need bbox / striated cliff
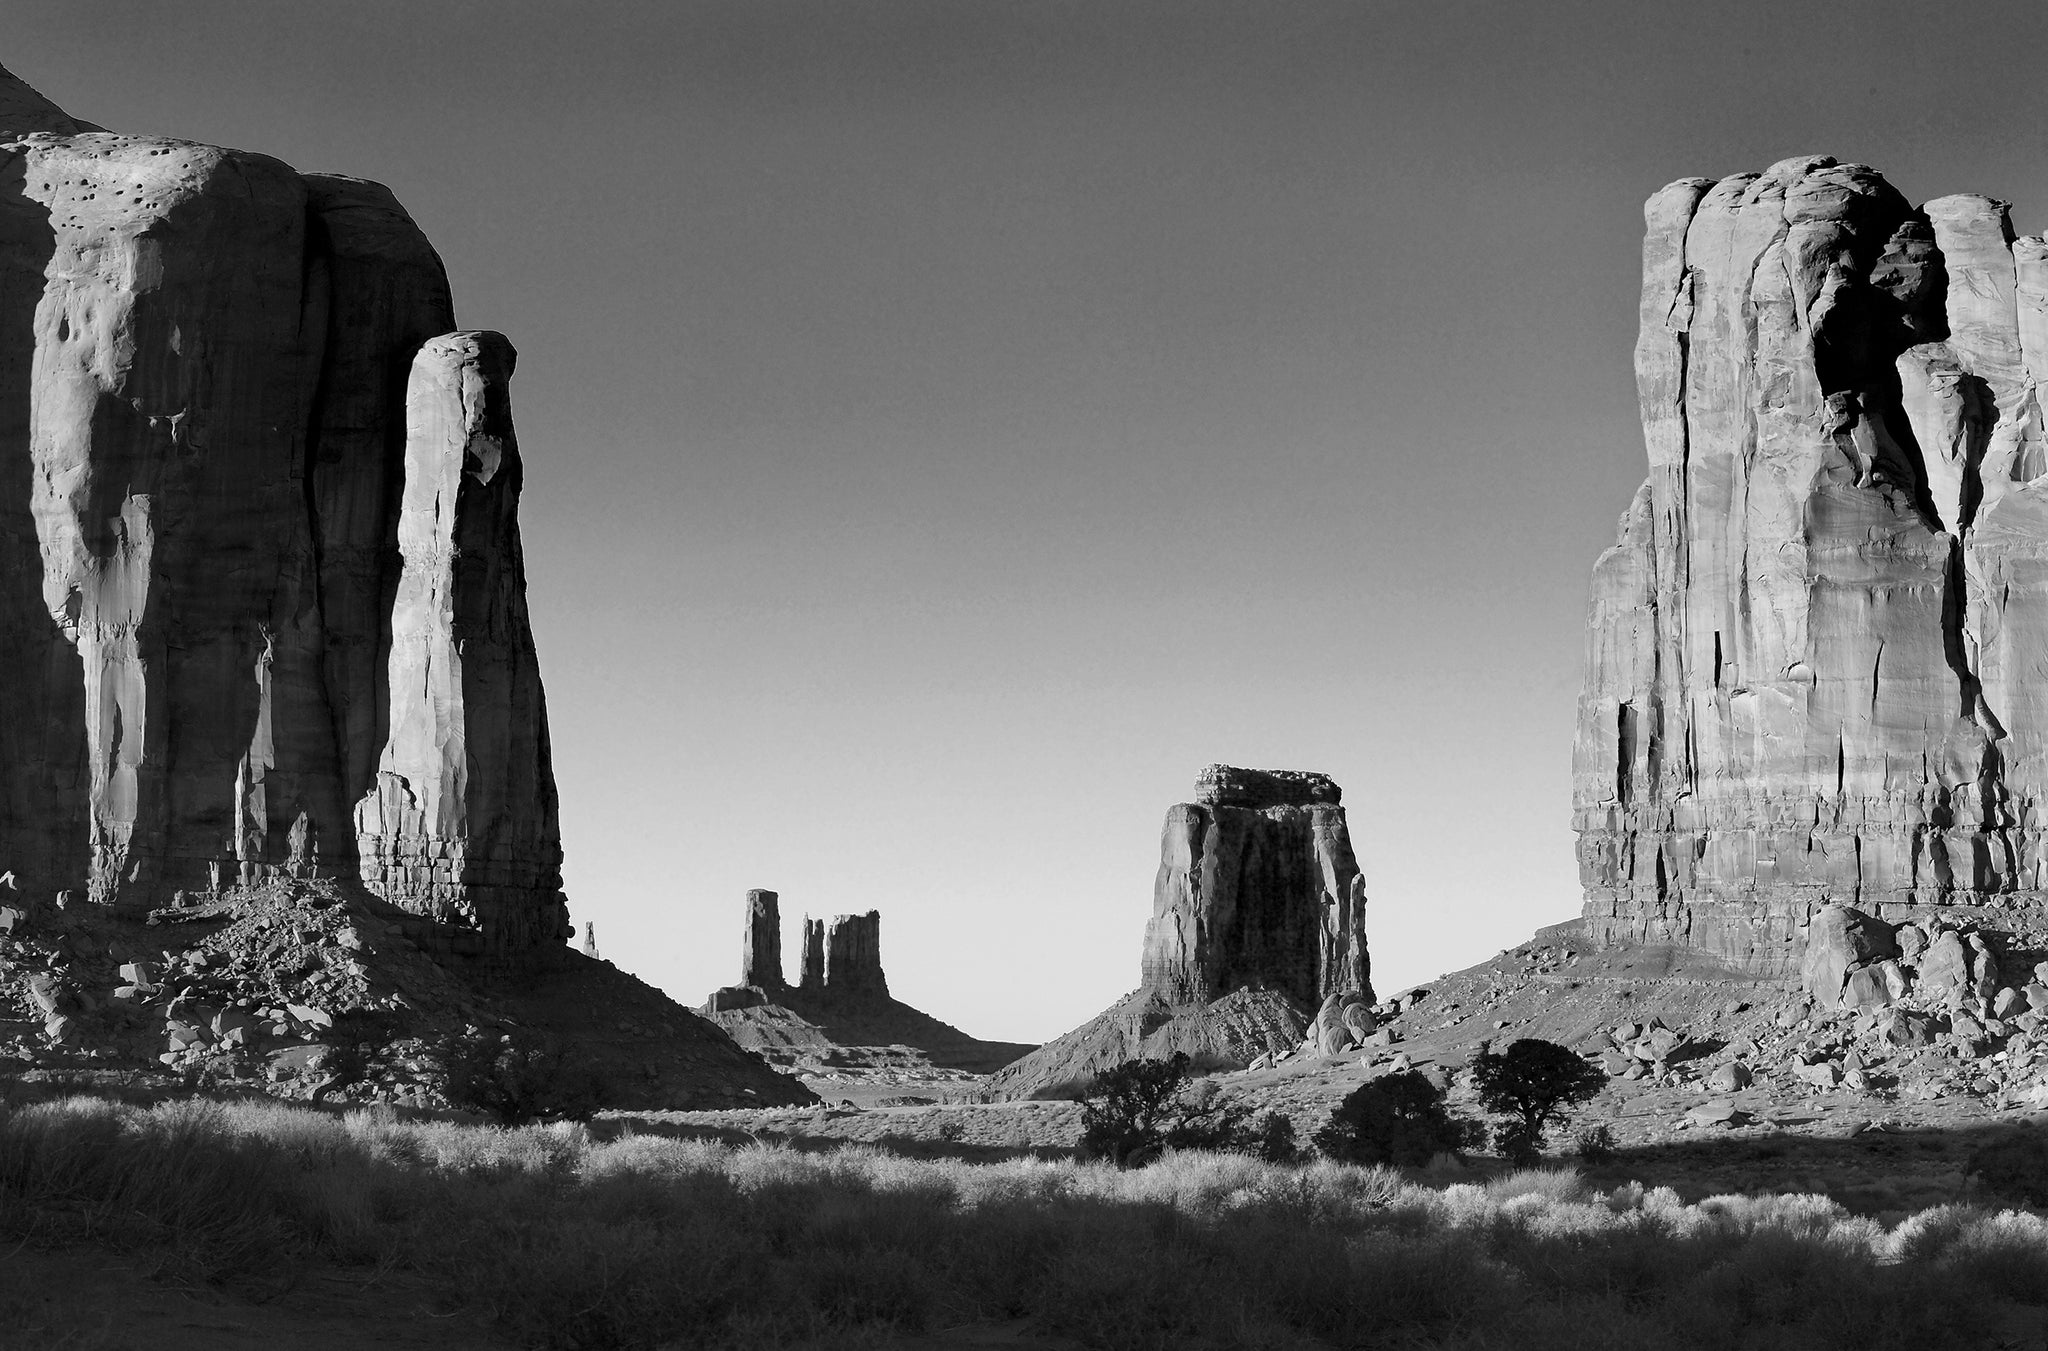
[0,62,566,961]
[1576,154,2048,972]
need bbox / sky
[12,1,2048,1043]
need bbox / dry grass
[0,1091,2044,1349]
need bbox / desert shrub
[1076,1053,1297,1166]
[1311,1071,1478,1166]
[1966,1128,2048,1207]
[1470,1038,1605,1162]
[437,1030,610,1126]
[1571,1122,1618,1165]
[14,1090,2048,1350]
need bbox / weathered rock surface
[741,889,784,990]
[0,876,814,1109]
[989,766,1373,1098]
[0,63,565,960]
[1144,765,1371,1006]
[1576,155,2048,971]
[701,891,1034,1088]
[820,910,887,998]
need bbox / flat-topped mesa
[985,765,1372,1097]
[1575,154,2048,972]
[1193,766,1341,809]
[1143,765,1371,1007]
[0,62,567,963]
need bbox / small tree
[1469,1038,1604,1163]
[1967,1131,2048,1206]
[1079,1053,1298,1166]
[438,1029,610,1125]
[1312,1071,1477,1166]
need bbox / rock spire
[1577,155,2048,970]
[740,889,784,989]
[0,62,567,960]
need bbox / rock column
[822,911,888,997]
[353,332,567,958]
[741,888,784,988]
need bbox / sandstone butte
[0,61,567,962]
[1577,155,2048,975]
[701,890,1037,1087]
[988,765,1373,1098]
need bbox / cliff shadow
[0,150,85,895]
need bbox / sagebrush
[2,1091,2047,1350]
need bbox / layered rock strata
[0,62,566,960]
[700,891,1033,1077]
[1577,155,2048,972]
[1144,765,1371,1005]
[989,765,1373,1098]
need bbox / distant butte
[986,764,1374,1098]
[702,891,1036,1096]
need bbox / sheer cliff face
[1142,766,1372,1006]
[0,64,565,959]
[1576,154,2048,972]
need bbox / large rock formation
[700,891,1034,1081]
[0,62,566,961]
[988,765,1373,1098]
[1143,766,1371,1006]
[741,889,784,990]
[1576,154,2048,973]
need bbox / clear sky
[13,1,2048,1043]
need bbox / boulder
[1994,987,2029,1020]
[1802,906,1898,1007]
[1792,1058,1843,1089]
[1686,1099,1745,1127]
[1706,1062,1752,1093]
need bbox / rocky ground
[706,986,1037,1107]
[648,918,2048,1212]
[0,877,812,1110]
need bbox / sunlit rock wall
[0,62,566,960]
[1576,155,2048,971]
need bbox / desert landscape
[8,6,2048,1350]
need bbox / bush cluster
[1078,1052,1300,1165]
[1082,1038,1609,1171]
[436,1029,611,1125]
